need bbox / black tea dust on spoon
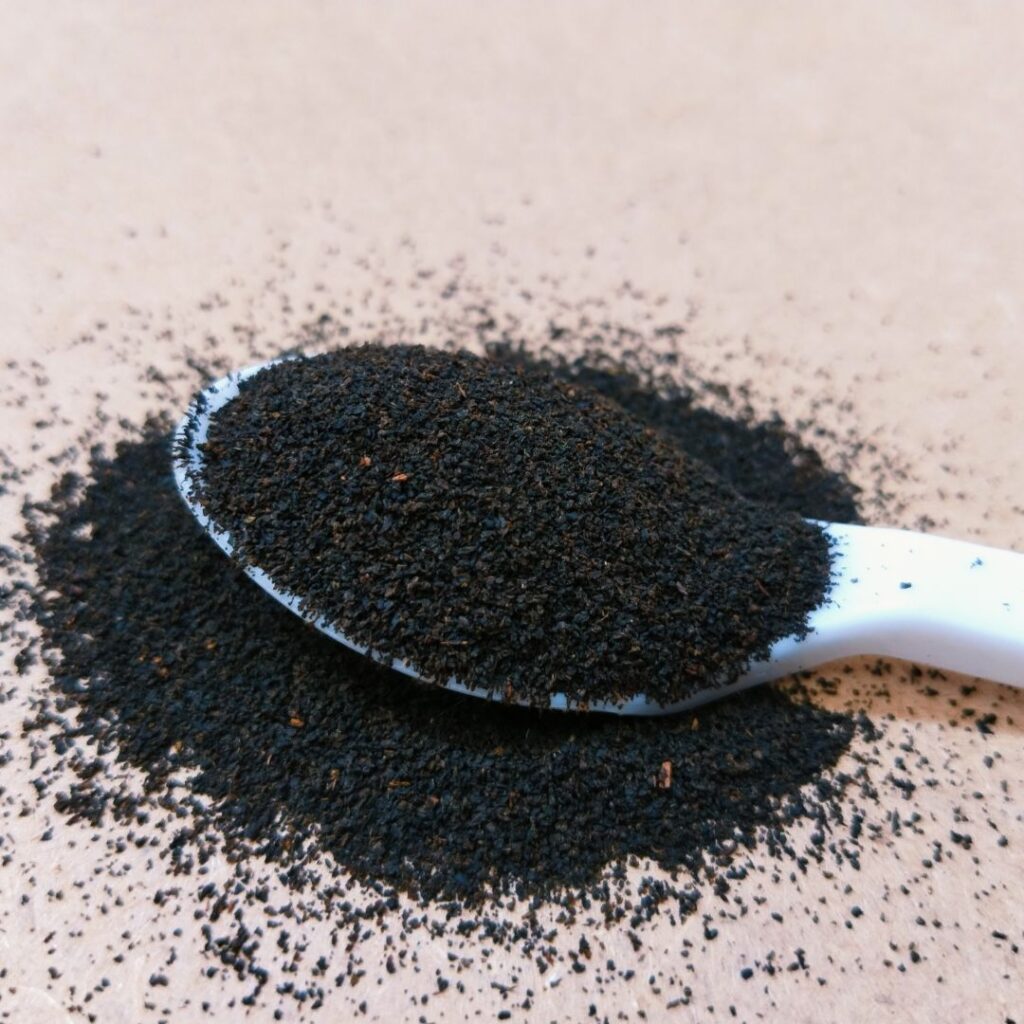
[185,345,833,708]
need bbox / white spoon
[174,361,1024,716]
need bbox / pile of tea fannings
[1,273,1015,1022]
[186,344,833,709]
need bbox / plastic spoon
[174,362,1024,716]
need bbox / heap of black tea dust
[11,320,887,1010]
[189,344,833,707]
[27,425,858,908]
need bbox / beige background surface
[1,3,1023,1022]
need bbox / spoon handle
[804,523,1024,687]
